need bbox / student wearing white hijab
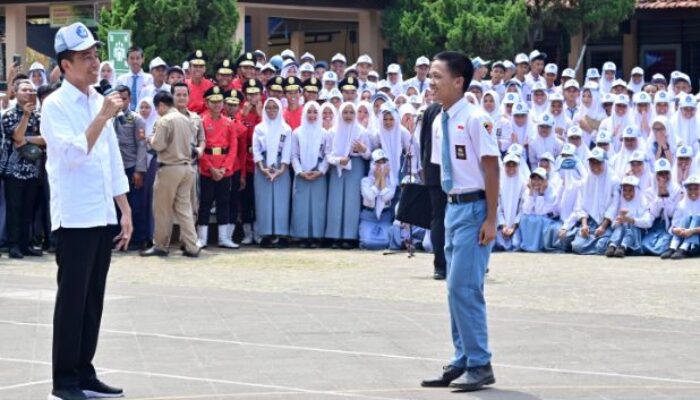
[665,174,700,259]
[599,94,633,152]
[398,103,422,181]
[28,62,48,89]
[565,126,591,163]
[611,126,646,178]
[495,93,517,151]
[519,167,558,252]
[495,154,525,251]
[481,90,501,122]
[627,150,655,202]
[576,81,606,146]
[672,93,700,153]
[528,82,549,122]
[98,60,117,87]
[325,102,372,249]
[643,158,683,257]
[506,143,531,182]
[632,91,654,138]
[653,91,673,118]
[571,147,620,255]
[603,175,652,257]
[371,103,412,186]
[290,101,331,246]
[356,101,374,132]
[359,149,396,250]
[507,102,535,151]
[252,97,293,247]
[546,146,586,252]
[648,116,676,162]
[386,63,404,98]
[673,145,695,187]
[528,113,563,169]
[548,92,571,139]
[628,67,645,94]
[600,62,616,94]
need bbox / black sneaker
[660,249,674,259]
[81,379,124,398]
[48,388,87,400]
[671,249,687,260]
[9,247,23,259]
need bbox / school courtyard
[0,249,699,399]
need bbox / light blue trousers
[445,199,492,368]
[669,215,700,254]
[641,218,672,256]
[608,224,644,255]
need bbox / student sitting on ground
[665,174,700,260]
[519,167,558,252]
[644,158,683,257]
[359,149,396,250]
[605,175,653,258]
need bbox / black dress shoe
[671,249,687,260]
[182,248,201,258]
[140,247,169,257]
[260,237,274,248]
[49,388,87,400]
[81,379,124,398]
[421,364,465,387]
[660,249,674,259]
[340,240,353,250]
[276,238,289,249]
[450,363,495,392]
[433,271,446,280]
[23,247,43,256]
[9,247,23,259]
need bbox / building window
[640,44,681,79]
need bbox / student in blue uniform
[546,146,586,252]
[571,147,619,255]
[252,98,293,248]
[644,158,683,257]
[325,102,372,249]
[359,149,396,250]
[495,153,524,251]
[604,175,653,257]
[666,174,700,259]
[290,101,331,247]
[421,51,500,392]
[519,167,558,252]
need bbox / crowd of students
[1,46,699,259]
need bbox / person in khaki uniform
[140,91,200,257]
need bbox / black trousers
[228,171,241,224]
[53,226,113,390]
[429,186,447,274]
[4,176,40,251]
[240,173,255,224]
[197,175,232,225]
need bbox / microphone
[98,79,126,123]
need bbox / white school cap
[357,54,373,65]
[628,150,647,163]
[54,22,102,53]
[530,167,548,180]
[562,68,576,79]
[596,130,612,144]
[588,147,607,162]
[683,174,700,187]
[561,143,577,156]
[602,93,615,104]
[512,102,529,115]
[514,53,529,65]
[586,68,600,79]
[544,63,558,75]
[538,113,554,127]
[614,94,630,106]
[621,175,640,187]
[503,92,519,104]
[331,53,347,64]
[633,92,651,104]
[549,92,564,102]
[415,56,430,67]
[149,57,167,70]
[503,153,521,164]
[631,66,644,76]
[677,145,694,158]
[612,78,628,88]
[281,49,296,60]
[602,61,616,72]
[539,152,555,163]
[372,149,389,162]
[654,158,672,173]
[622,126,639,138]
[678,93,697,108]
[299,62,315,73]
[563,80,580,90]
[567,126,583,138]
[654,91,671,104]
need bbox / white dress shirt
[40,79,130,231]
[433,98,500,193]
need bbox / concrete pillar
[290,30,303,59]
[568,32,584,82]
[358,10,382,72]
[5,5,27,79]
[235,3,246,55]
[623,18,638,80]
[250,10,268,54]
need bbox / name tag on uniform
[455,144,467,160]
[496,128,502,137]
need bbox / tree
[526,0,636,69]
[98,0,241,73]
[382,0,529,67]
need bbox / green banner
[108,30,132,78]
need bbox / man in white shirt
[421,51,499,393]
[116,45,153,111]
[140,56,170,99]
[41,22,131,400]
[404,56,432,94]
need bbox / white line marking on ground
[0,356,407,400]
[2,320,700,386]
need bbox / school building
[2,0,700,83]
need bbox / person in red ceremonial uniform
[215,59,235,92]
[195,86,240,249]
[223,89,249,243]
[186,49,214,115]
[283,76,303,130]
[238,79,264,244]
[302,77,322,104]
[231,52,257,92]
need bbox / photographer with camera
[1,79,45,259]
